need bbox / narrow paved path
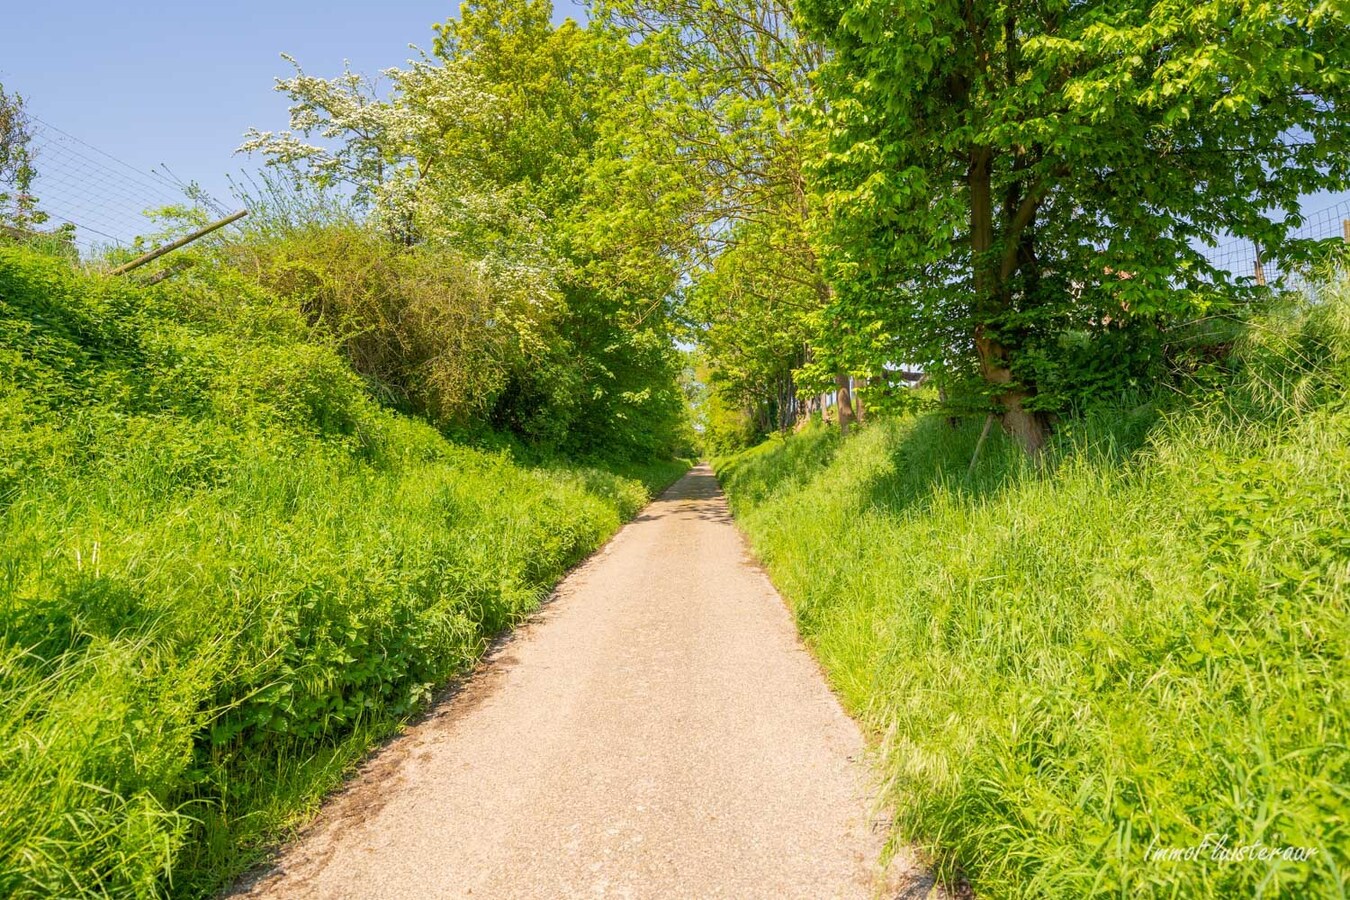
[238,465,934,899]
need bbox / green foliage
[697,384,764,458]
[1015,321,1168,415]
[590,0,830,434]
[224,219,549,428]
[0,83,42,231]
[716,278,1350,897]
[799,0,1350,444]
[238,1,691,461]
[0,245,687,897]
[0,83,72,247]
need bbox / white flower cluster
[239,52,567,347]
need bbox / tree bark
[937,383,961,429]
[776,370,798,433]
[834,373,856,436]
[969,146,1049,454]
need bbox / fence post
[109,210,247,276]
[1343,219,1349,244]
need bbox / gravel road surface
[236,465,937,899]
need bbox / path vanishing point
[236,465,938,899]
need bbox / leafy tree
[589,0,849,443]
[241,1,690,459]
[0,84,45,232]
[240,57,566,429]
[426,0,690,457]
[800,0,1350,451]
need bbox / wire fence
[9,114,1350,284]
[1193,196,1350,291]
[22,116,229,256]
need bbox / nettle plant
[800,0,1350,451]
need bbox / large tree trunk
[973,328,1049,453]
[969,147,1049,454]
[834,373,856,436]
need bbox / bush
[0,245,686,897]
[716,279,1350,897]
[224,222,541,427]
[220,215,691,462]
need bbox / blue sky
[0,1,586,239]
[2,2,1345,258]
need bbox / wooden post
[109,210,247,276]
[140,259,195,286]
[1343,219,1349,244]
[968,413,996,477]
[1254,247,1266,286]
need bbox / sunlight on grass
[0,244,686,897]
[717,282,1350,898]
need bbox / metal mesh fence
[1194,196,1350,291]
[22,116,228,255]
[10,114,1350,281]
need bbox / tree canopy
[241,0,1348,455]
[799,0,1349,448]
[241,0,694,458]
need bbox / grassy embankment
[0,244,686,897]
[716,286,1349,897]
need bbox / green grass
[0,244,687,897]
[716,288,1350,897]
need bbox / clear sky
[2,2,1345,258]
[0,1,587,236]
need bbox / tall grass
[0,244,686,897]
[717,285,1350,897]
